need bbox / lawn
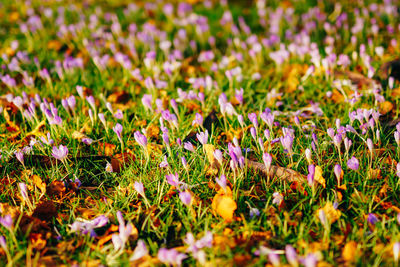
[0,0,400,266]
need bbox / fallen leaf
[212,188,237,222]
[379,101,394,115]
[314,166,326,188]
[32,175,47,195]
[317,202,341,223]
[342,241,358,263]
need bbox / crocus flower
[196,130,208,145]
[184,142,195,152]
[112,211,133,251]
[272,192,283,206]
[249,207,260,218]
[179,191,192,206]
[98,113,106,128]
[334,164,342,183]
[250,127,257,140]
[366,138,373,154]
[113,123,123,143]
[307,164,315,186]
[158,248,187,267]
[216,175,227,191]
[192,113,203,126]
[15,151,24,166]
[82,138,93,145]
[0,215,12,230]
[367,213,378,225]
[134,131,147,149]
[130,240,148,261]
[248,113,258,128]
[166,173,180,187]
[268,252,280,267]
[86,95,96,111]
[0,235,6,252]
[52,145,68,161]
[394,242,400,263]
[263,153,272,171]
[280,134,294,155]
[70,215,109,237]
[134,181,145,197]
[285,245,298,267]
[347,156,359,170]
[19,182,28,201]
[397,163,400,178]
[114,109,123,119]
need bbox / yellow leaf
[379,101,393,115]
[314,166,326,188]
[72,131,87,140]
[342,241,358,263]
[212,188,237,222]
[317,202,341,223]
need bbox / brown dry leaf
[342,241,358,263]
[111,152,135,173]
[29,233,47,250]
[98,142,116,156]
[314,166,326,188]
[369,168,382,179]
[32,200,57,221]
[3,108,20,133]
[47,181,66,198]
[146,124,160,139]
[379,101,394,115]
[107,91,130,104]
[317,202,341,223]
[32,175,46,195]
[47,40,63,51]
[331,89,345,104]
[212,188,237,222]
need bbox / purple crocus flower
[192,113,203,126]
[307,164,315,186]
[285,245,298,266]
[130,240,148,261]
[0,236,6,251]
[134,181,145,197]
[250,127,257,141]
[113,123,123,143]
[179,191,192,206]
[366,138,373,154]
[280,134,294,155]
[112,211,134,251]
[248,113,258,128]
[334,164,342,182]
[114,109,123,119]
[347,156,359,170]
[184,142,195,152]
[158,248,187,267]
[52,145,68,161]
[86,95,96,111]
[18,182,28,201]
[160,156,169,168]
[98,113,106,128]
[263,153,272,171]
[15,151,24,166]
[0,215,12,230]
[134,131,148,149]
[396,163,400,178]
[166,173,180,187]
[216,175,227,191]
[367,213,379,225]
[196,130,208,145]
[394,242,400,263]
[70,215,109,238]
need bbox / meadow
[0,0,400,266]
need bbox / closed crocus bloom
[285,245,298,266]
[213,149,223,165]
[113,123,123,143]
[250,127,257,141]
[334,164,342,181]
[395,131,400,146]
[263,153,272,171]
[134,181,145,197]
[216,175,227,191]
[305,148,312,164]
[366,138,373,154]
